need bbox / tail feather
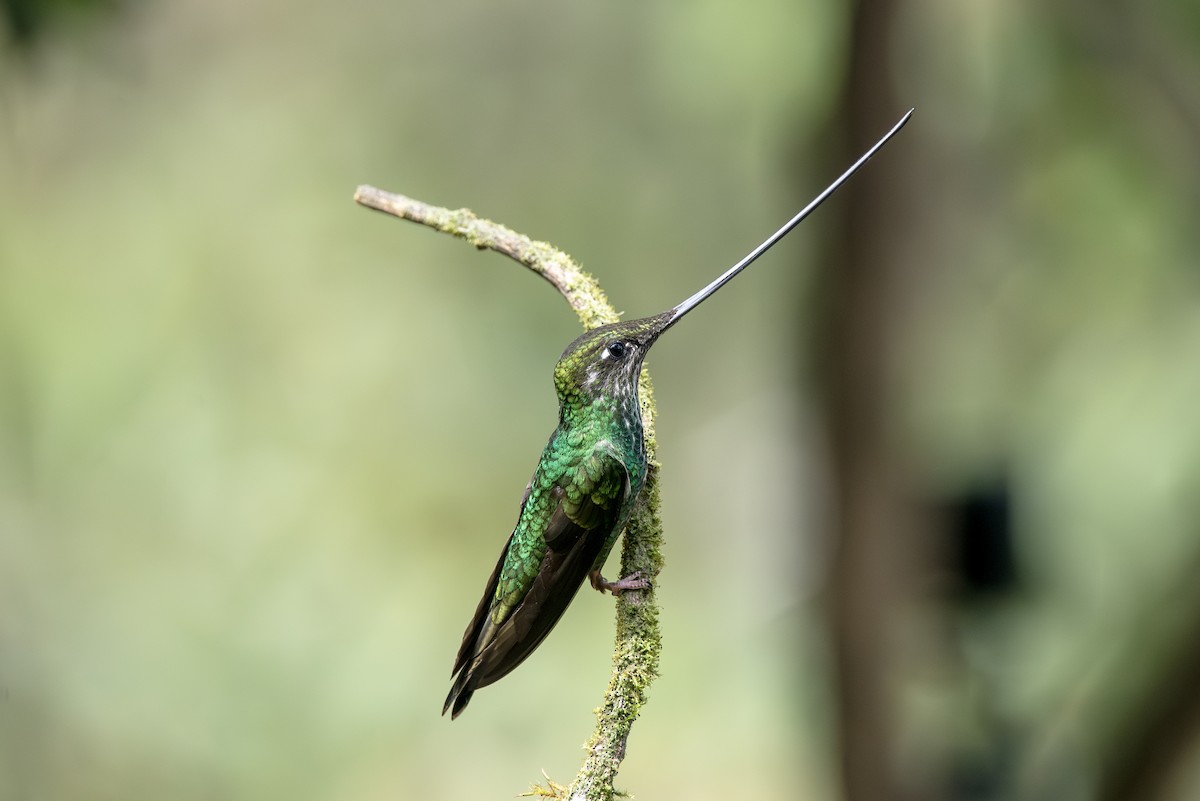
[443,666,476,719]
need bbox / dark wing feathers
[472,493,610,686]
[443,445,628,718]
[449,545,507,679]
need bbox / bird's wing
[445,442,628,716]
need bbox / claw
[589,569,652,595]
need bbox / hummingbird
[444,109,913,718]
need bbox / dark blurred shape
[938,475,1021,801]
[946,740,1015,801]
[947,476,1019,601]
[2,0,119,50]
[2,0,37,42]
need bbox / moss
[567,366,665,801]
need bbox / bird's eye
[606,341,628,359]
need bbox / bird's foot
[589,569,652,595]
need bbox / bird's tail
[443,663,477,719]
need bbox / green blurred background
[2,1,1199,799]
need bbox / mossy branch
[354,185,662,801]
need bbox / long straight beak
[660,108,913,333]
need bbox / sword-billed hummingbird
[444,110,912,718]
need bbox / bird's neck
[559,384,644,456]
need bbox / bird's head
[552,312,673,410]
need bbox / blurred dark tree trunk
[810,0,925,800]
